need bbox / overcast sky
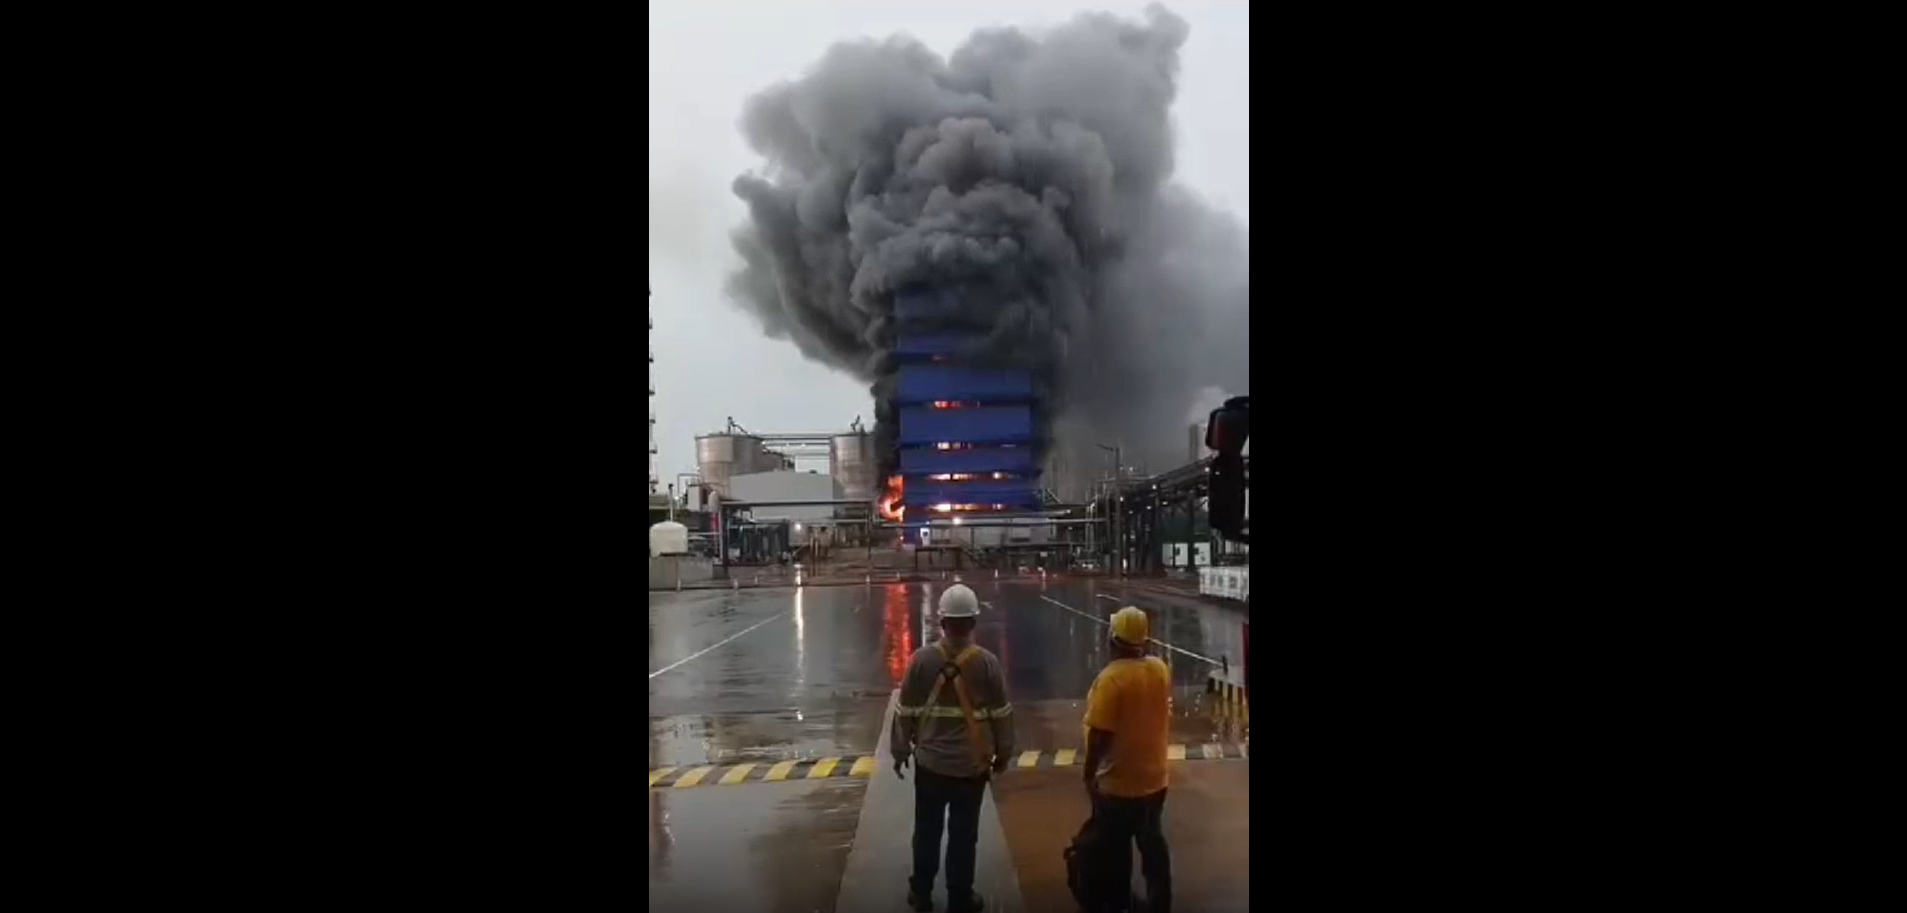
[648,0,1249,485]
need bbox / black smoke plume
[725,4,1249,487]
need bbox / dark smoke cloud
[723,4,1249,485]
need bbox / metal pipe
[722,498,880,507]
[1086,493,1095,556]
[714,494,727,570]
[878,518,1103,529]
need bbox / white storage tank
[649,520,689,557]
[829,431,877,505]
[696,431,792,497]
[695,433,749,498]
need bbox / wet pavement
[648,585,899,768]
[649,777,865,913]
[648,577,1251,912]
[649,577,1249,767]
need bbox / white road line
[648,610,789,680]
[1041,594,1110,626]
[1096,594,1123,602]
[1039,594,1223,668]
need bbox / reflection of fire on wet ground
[881,583,913,687]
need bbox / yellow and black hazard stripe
[1004,743,1250,768]
[648,743,1250,789]
[648,755,878,788]
[1206,676,1249,724]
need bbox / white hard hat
[938,584,980,619]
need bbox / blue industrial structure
[892,290,1043,517]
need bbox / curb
[655,571,1210,592]
[1128,582,1251,611]
[649,742,1250,789]
[649,754,880,789]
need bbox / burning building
[882,288,1043,521]
[726,7,1251,489]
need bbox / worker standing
[891,584,1013,913]
[1082,606,1173,913]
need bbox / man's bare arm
[1083,726,1114,793]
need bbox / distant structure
[648,286,659,495]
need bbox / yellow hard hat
[1110,606,1149,646]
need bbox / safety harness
[920,639,992,771]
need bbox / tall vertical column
[649,286,659,495]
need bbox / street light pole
[1097,442,1124,577]
[1116,445,1123,577]
[1090,487,1106,560]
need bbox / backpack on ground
[1063,815,1147,912]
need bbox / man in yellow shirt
[1081,606,1172,913]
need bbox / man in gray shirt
[891,584,1013,913]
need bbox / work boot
[947,889,985,913]
[906,888,933,911]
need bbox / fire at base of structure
[887,289,1043,520]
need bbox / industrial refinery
[648,404,1246,584]
[647,289,1245,585]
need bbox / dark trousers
[1093,788,1171,913]
[911,766,987,902]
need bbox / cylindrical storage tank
[829,432,876,506]
[649,520,689,557]
[696,433,762,497]
[739,439,785,475]
[696,434,736,498]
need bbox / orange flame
[878,475,905,522]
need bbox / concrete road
[648,577,1250,913]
